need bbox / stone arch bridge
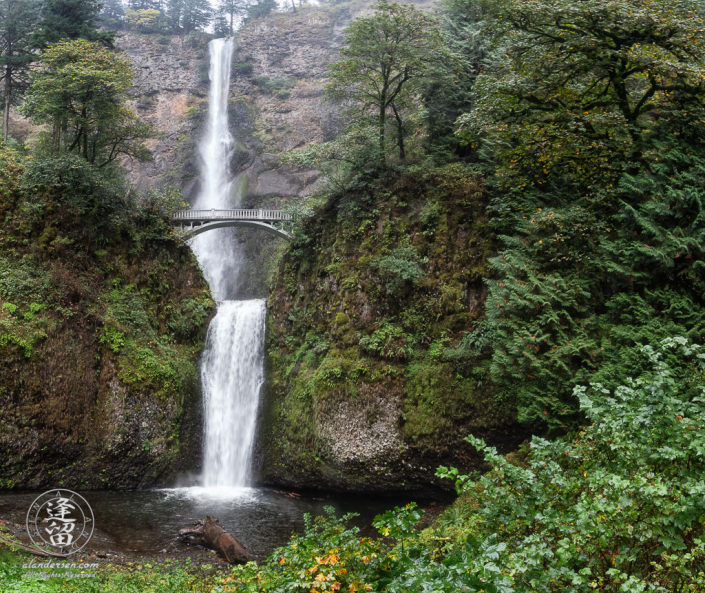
[171,209,292,240]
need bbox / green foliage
[232,61,253,75]
[93,282,205,400]
[33,0,115,49]
[371,246,427,294]
[214,0,249,37]
[20,39,156,166]
[281,122,381,178]
[250,507,383,593]
[373,503,423,555]
[458,0,705,190]
[21,153,126,231]
[436,338,705,592]
[358,321,417,360]
[0,0,40,140]
[253,75,296,94]
[420,0,487,157]
[1,302,17,315]
[450,0,705,429]
[245,0,276,21]
[224,502,510,593]
[327,0,450,163]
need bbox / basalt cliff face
[255,166,528,495]
[115,6,348,197]
[0,154,214,490]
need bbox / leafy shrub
[253,75,296,94]
[437,337,705,592]
[358,321,417,360]
[21,154,128,240]
[371,247,427,294]
[156,35,170,45]
[198,62,209,82]
[257,507,382,592]
[232,61,253,75]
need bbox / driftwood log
[177,516,251,564]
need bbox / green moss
[0,153,214,490]
[259,164,524,488]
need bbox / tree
[33,0,115,48]
[421,0,488,157]
[124,8,161,30]
[327,0,447,165]
[98,0,125,29]
[179,0,212,33]
[455,0,705,430]
[457,0,705,190]
[245,0,275,21]
[0,0,39,139]
[128,0,159,9]
[215,0,249,36]
[20,39,156,167]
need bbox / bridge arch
[183,220,290,240]
[171,209,292,241]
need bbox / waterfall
[201,300,266,487]
[189,38,265,489]
[191,37,241,300]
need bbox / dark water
[0,487,417,561]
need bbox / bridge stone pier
[171,209,292,240]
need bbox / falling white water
[191,37,240,300]
[201,300,266,488]
[188,38,266,489]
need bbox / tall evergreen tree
[164,0,182,32]
[245,0,275,21]
[214,0,248,36]
[33,0,116,49]
[0,0,39,139]
[98,0,125,29]
[179,0,211,33]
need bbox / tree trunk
[391,103,405,161]
[379,103,386,167]
[3,67,11,141]
[178,516,252,564]
[291,0,296,12]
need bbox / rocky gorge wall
[255,166,530,494]
[106,5,354,298]
[0,148,214,490]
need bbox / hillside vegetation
[259,163,530,492]
[0,2,219,489]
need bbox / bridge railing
[171,209,291,221]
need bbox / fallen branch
[0,535,50,557]
[177,516,251,564]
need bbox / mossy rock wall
[256,165,529,493]
[0,169,214,490]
